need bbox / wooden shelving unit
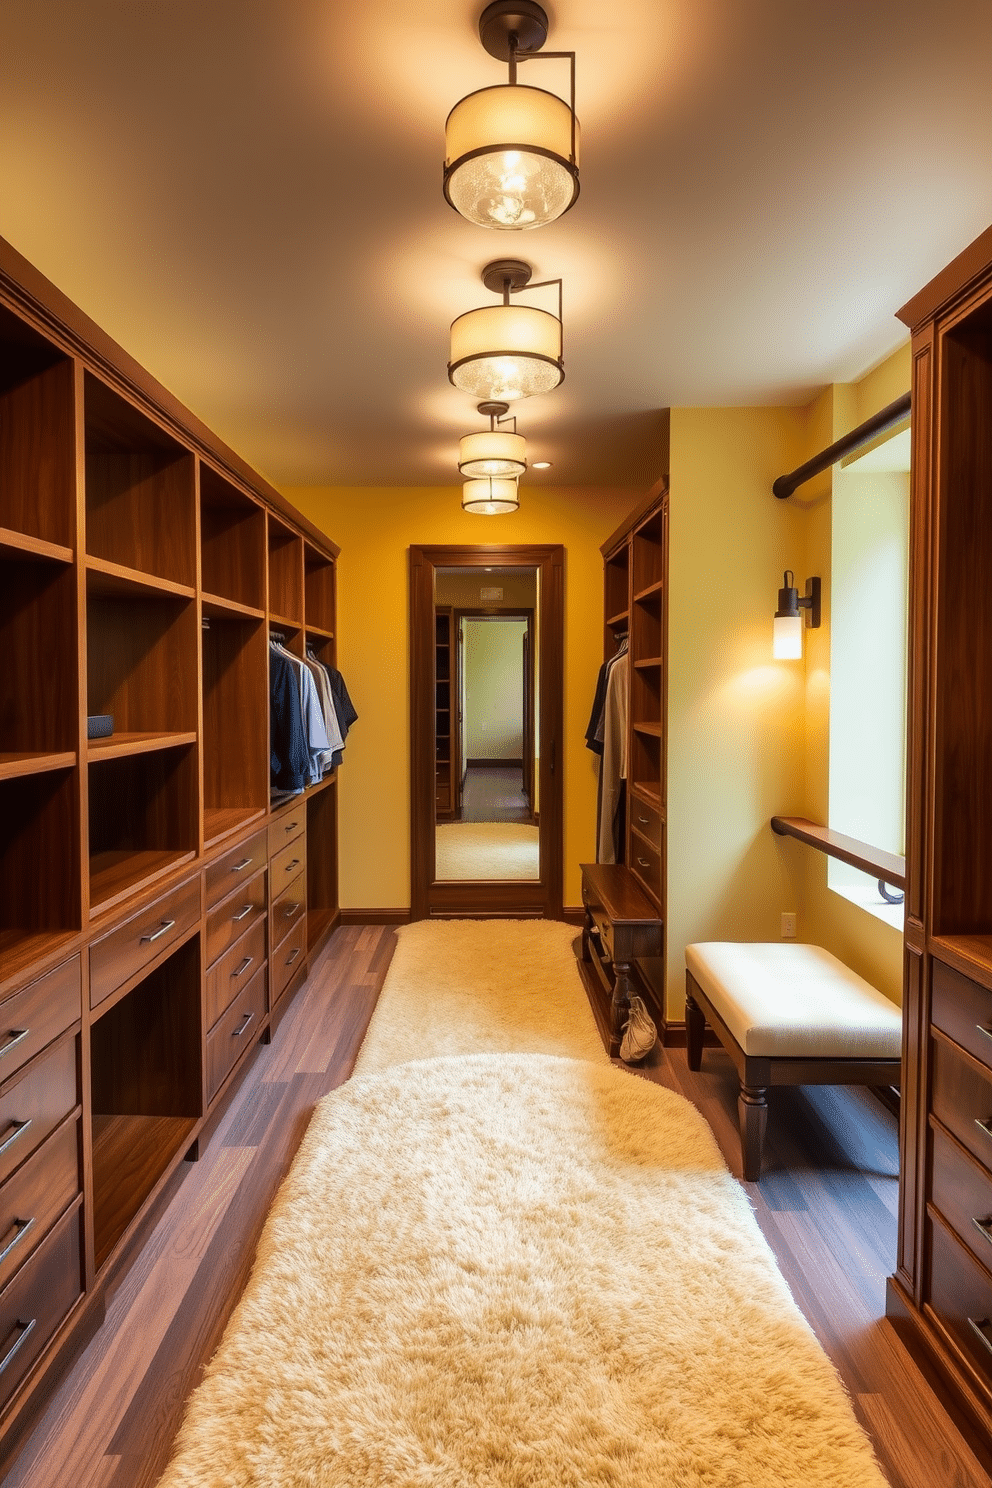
[434,607,455,820]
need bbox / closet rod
[772,392,911,500]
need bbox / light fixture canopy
[773,571,821,659]
[458,400,528,477]
[444,1,579,231]
[462,475,520,514]
[449,259,564,402]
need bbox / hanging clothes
[597,643,629,865]
[323,663,358,767]
[270,642,309,795]
[270,638,330,788]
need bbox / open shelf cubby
[87,587,197,737]
[0,768,81,982]
[84,372,196,588]
[90,935,201,1270]
[631,659,662,728]
[200,463,266,612]
[306,781,338,955]
[0,306,76,550]
[88,745,198,915]
[268,516,303,624]
[632,510,664,593]
[202,615,268,847]
[305,542,335,634]
[1,553,78,760]
[633,592,662,658]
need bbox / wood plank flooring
[1,925,990,1487]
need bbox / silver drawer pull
[232,903,254,923]
[967,1317,992,1357]
[978,1024,992,1042]
[0,1216,35,1267]
[971,1216,992,1249]
[231,857,253,873]
[284,821,299,834]
[140,919,176,944]
[232,956,254,979]
[0,1029,29,1059]
[0,1119,32,1158]
[0,1318,36,1377]
[285,858,301,872]
[283,902,301,918]
[285,947,301,967]
[637,815,649,825]
[975,1117,992,1141]
[636,858,650,868]
[232,1012,255,1038]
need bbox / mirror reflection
[434,566,540,881]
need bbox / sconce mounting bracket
[481,259,532,295]
[479,1,549,61]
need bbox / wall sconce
[458,401,527,478]
[462,476,520,514]
[449,258,563,402]
[444,0,579,231]
[773,571,821,658]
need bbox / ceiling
[1,1,990,489]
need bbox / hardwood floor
[1,925,990,1487]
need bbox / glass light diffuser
[458,428,527,477]
[449,303,563,401]
[773,614,803,659]
[444,85,579,230]
[462,477,520,514]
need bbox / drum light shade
[458,427,527,477]
[462,477,520,514]
[449,303,563,401]
[444,85,579,230]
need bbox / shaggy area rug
[157,1054,886,1488]
[435,821,539,879]
[351,918,606,1077]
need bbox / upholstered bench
[684,942,902,1181]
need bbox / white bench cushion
[684,942,902,1060]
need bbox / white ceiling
[1,1,990,488]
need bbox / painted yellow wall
[281,485,636,910]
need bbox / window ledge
[829,880,904,930]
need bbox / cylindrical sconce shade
[462,477,520,514]
[458,428,527,477]
[444,85,579,230]
[773,614,803,660]
[449,304,563,400]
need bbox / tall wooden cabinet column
[0,234,343,1454]
[887,224,992,1449]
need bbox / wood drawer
[271,836,306,894]
[0,1202,81,1413]
[271,914,307,1007]
[0,1038,77,1189]
[206,915,267,1031]
[926,1210,992,1387]
[933,959,992,1074]
[205,870,267,968]
[629,832,662,906]
[206,963,267,1104]
[932,1036,992,1173]
[267,809,305,860]
[204,827,268,911]
[629,792,662,849]
[272,869,306,954]
[0,958,80,1085]
[0,1118,79,1293]
[90,876,201,1011]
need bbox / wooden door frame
[410,545,564,920]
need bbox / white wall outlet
[781,912,797,939]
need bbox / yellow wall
[282,485,636,910]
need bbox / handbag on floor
[620,995,657,1063]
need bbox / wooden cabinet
[434,606,456,819]
[0,233,343,1451]
[887,225,992,1442]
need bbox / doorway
[410,544,564,919]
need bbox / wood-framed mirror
[410,544,564,920]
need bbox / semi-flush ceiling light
[773,571,821,659]
[458,400,527,478]
[444,1,579,232]
[449,258,563,402]
[462,476,520,514]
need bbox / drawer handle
[285,947,301,967]
[140,919,176,944]
[232,956,254,979]
[967,1316,992,1358]
[0,1318,36,1378]
[971,1216,992,1249]
[978,1024,992,1042]
[284,821,299,834]
[636,858,650,868]
[231,857,253,873]
[0,1216,35,1267]
[232,903,254,923]
[283,902,301,919]
[0,1118,32,1158]
[975,1117,992,1141]
[637,815,649,825]
[285,859,301,872]
[232,1012,255,1038]
[0,1028,29,1060]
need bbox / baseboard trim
[562,905,585,926]
[465,758,523,768]
[338,909,412,926]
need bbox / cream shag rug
[351,918,606,1076]
[158,1054,886,1488]
[435,821,539,879]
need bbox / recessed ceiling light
[532,460,552,468]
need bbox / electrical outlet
[781,912,797,939]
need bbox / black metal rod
[772,392,911,500]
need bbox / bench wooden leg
[685,986,705,1071]
[738,1084,768,1182]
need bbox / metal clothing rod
[772,392,911,500]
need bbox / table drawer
[0,958,80,1085]
[932,1121,992,1273]
[271,915,307,1007]
[926,1211,992,1387]
[933,959,992,1074]
[272,870,306,953]
[206,915,267,1032]
[205,870,267,968]
[629,834,662,906]
[205,828,268,911]
[90,876,201,1011]
[268,810,305,860]
[629,792,662,850]
[932,1036,992,1172]
[0,1118,79,1293]
[0,1038,77,1189]
[271,836,306,894]
[206,963,267,1104]
[0,1202,81,1413]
